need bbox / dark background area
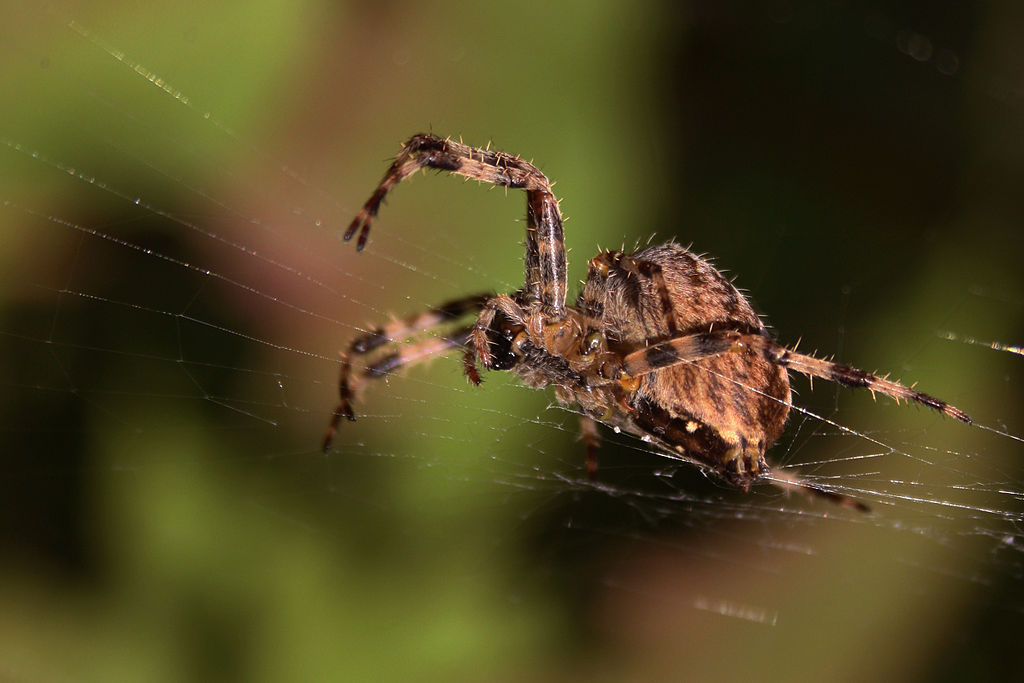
[1,1,1022,680]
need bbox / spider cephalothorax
[323,134,971,509]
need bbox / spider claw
[462,347,483,385]
[343,214,362,242]
[356,223,371,252]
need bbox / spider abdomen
[579,242,791,484]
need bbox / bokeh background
[2,1,1023,681]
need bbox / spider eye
[583,331,603,354]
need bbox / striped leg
[345,134,567,315]
[469,294,527,371]
[323,326,473,452]
[620,330,972,424]
[347,293,490,356]
[579,415,602,479]
[322,294,488,452]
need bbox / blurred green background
[2,1,1023,681]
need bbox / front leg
[322,327,473,453]
[344,134,568,316]
[322,292,490,452]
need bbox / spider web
[2,3,1023,680]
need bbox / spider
[323,133,971,510]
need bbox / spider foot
[321,404,355,453]
[463,347,482,385]
[343,208,375,252]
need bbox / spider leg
[469,294,527,370]
[346,134,567,315]
[579,415,602,479]
[323,326,473,452]
[620,330,972,424]
[340,294,488,418]
[347,293,490,355]
[322,294,488,452]
[620,330,739,377]
[765,342,972,423]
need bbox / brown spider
[323,133,971,510]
